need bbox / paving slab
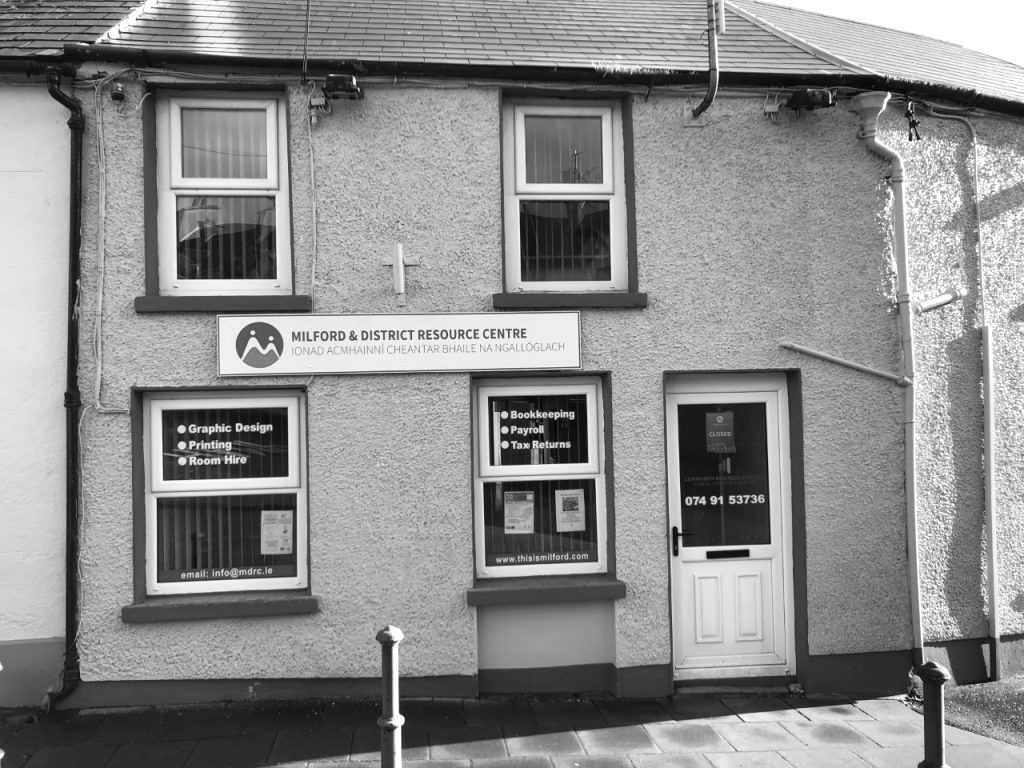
[705,751,793,767]
[503,726,584,757]
[663,696,743,723]
[89,711,171,744]
[594,699,673,725]
[575,724,659,755]
[428,726,508,760]
[550,756,632,768]
[946,743,1024,767]
[530,701,607,729]
[472,757,554,768]
[632,753,714,768]
[162,709,248,741]
[20,742,117,768]
[849,718,924,747]
[780,720,878,748]
[719,697,806,722]
[403,700,468,729]
[644,721,736,753]
[181,731,275,768]
[105,739,197,768]
[268,725,355,763]
[851,698,922,721]
[464,700,537,728]
[852,744,930,767]
[777,746,873,767]
[713,722,805,751]
[793,699,873,721]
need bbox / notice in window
[555,488,586,532]
[504,491,535,534]
[162,406,289,483]
[492,393,587,466]
[260,509,294,555]
[706,411,736,454]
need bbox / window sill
[121,592,319,623]
[134,295,313,313]
[492,292,647,310]
[466,576,626,607]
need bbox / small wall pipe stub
[377,625,405,768]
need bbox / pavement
[2,691,1024,768]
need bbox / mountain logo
[236,322,284,368]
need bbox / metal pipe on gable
[850,91,924,668]
[921,105,1001,681]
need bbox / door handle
[671,526,694,556]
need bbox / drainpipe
[921,106,1000,680]
[46,67,84,706]
[692,0,720,118]
[850,92,924,668]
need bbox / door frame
[665,372,796,681]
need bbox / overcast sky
[752,0,1024,67]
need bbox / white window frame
[473,377,607,578]
[502,101,627,292]
[156,93,292,296]
[143,391,308,595]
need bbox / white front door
[667,373,794,680]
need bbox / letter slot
[707,549,750,559]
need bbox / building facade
[18,0,1024,706]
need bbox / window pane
[676,403,771,547]
[176,196,277,280]
[482,479,598,567]
[523,115,603,184]
[519,200,610,282]
[160,405,289,483]
[486,392,589,466]
[156,493,298,583]
[180,107,268,179]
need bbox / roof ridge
[726,0,879,78]
[96,0,152,45]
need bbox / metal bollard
[915,660,951,768]
[377,625,405,768]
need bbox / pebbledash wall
[67,63,1024,705]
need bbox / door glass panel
[677,402,771,547]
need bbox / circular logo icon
[715,415,725,424]
[236,322,284,368]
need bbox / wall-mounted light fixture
[110,82,126,102]
[323,74,363,100]
[784,88,835,111]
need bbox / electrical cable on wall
[84,72,129,415]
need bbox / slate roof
[0,0,137,57]
[93,0,858,76]
[4,0,1024,109]
[733,0,1024,108]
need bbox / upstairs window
[156,94,292,296]
[502,101,628,293]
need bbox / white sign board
[217,312,581,376]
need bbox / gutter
[46,66,84,707]
[850,92,924,668]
